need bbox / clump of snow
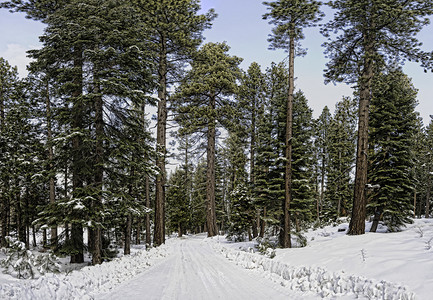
[208,219,433,299]
[0,245,168,299]
[213,242,414,299]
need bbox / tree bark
[281,32,294,248]
[259,207,266,238]
[348,40,374,235]
[92,78,103,265]
[46,80,57,248]
[250,93,258,238]
[206,94,218,237]
[124,213,132,255]
[426,164,431,218]
[70,47,84,264]
[0,81,7,247]
[370,209,382,232]
[154,33,168,247]
[145,175,151,246]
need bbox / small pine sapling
[1,238,35,279]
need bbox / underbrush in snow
[0,244,168,299]
[1,238,61,279]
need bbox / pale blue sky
[201,0,433,125]
[1,1,432,124]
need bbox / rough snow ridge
[0,246,168,300]
[212,241,415,300]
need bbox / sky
[1,0,432,124]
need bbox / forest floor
[1,218,432,299]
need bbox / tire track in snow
[96,235,307,300]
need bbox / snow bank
[0,246,168,300]
[212,242,415,299]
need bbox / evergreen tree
[314,106,332,220]
[190,160,207,233]
[290,91,316,231]
[254,62,288,238]
[368,70,419,231]
[0,58,19,247]
[135,0,216,246]
[324,97,357,221]
[237,62,267,237]
[412,118,427,218]
[166,168,189,236]
[322,0,433,235]
[263,0,323,248]
[222,129,251,240]
[423,120,433,218]
[175,42,242,237]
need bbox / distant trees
[135,0,216,246]
[175,42,243,237]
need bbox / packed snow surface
[1,218,432,299]
[96,234,306,300]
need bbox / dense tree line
[1,0,433,269]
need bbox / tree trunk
[92,78,103,265]
[178,223,183,238]
[426,165,431,218]
[370,209,382,232]
[0,79,6,247]
[70,47,84,264]
[206,95,218,237]
[320,152,325,218]
[46,80,57,248]
[17,193,26,244]
[348,39,374,235]
[32,226,36,247]
[124,214,132,255]
[251,93,258,238]
[154,34,168,247]
[145,175,151,246]
[136,221,141,245]
[281,32,294,248]
[43,229,47,247]
[259,207,266,238]
[413,190,417,218]
[70,224,84,263]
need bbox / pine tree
[412,118,427,218]
[135,0,216,246]
[175,42,243,237]
[368,70,419,231]
[290,91,316,231]
[166,168,189,236]
[190,160,207,233]
[222,129,251,240]
[263,0,323,248]
[237,62,267,237]
[423,120,433,218]
[314,106,332,220]
[254,62,288,238]
[324,97,357,221]
[322,0,433,235]
[0,58,19,247]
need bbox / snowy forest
[1,0,433,299]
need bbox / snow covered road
[96,235,308,300]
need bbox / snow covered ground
[1,218,432,299]
[213,218,433,299]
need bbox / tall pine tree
[322,0,433,235]
[263,0,323,247]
